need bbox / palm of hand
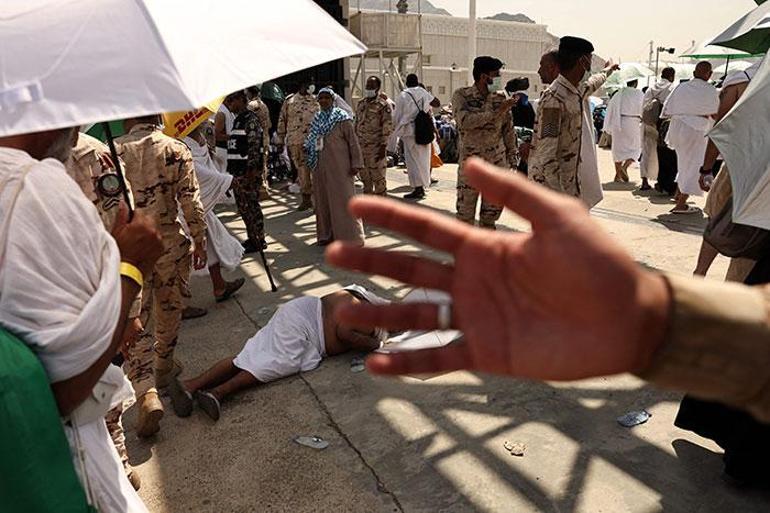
[450,218,648,380]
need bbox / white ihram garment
[0,148,147,513]
[395,87,435,188]
[183,137,244,271]
[233,296,326,382]
[604,87,644,162]
[662,79,719,196]
[578,96,603,209]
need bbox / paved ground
[128,148,770,512]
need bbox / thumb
[111,202,129,235]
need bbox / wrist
[629,271,672,375]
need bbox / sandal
[215,278,246,303]
[195,390,221,422]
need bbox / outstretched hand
[325,158,670,382]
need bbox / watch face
[97,173,123,198]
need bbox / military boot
[135,389,164,438]
[154,356,183,389]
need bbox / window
[438,86,446,95]
[426,86,433,93]
[423,55,432,66]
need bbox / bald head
[694,61,713,81]
[661,67,675,82]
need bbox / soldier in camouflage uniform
[65,132,155,490]
[355,76,394,195]
[116,116,207,392]
[227,90,266,254]
[277,81,319,210]
[529,37,612,197]
[453,56,519,229]
[247,86,272,197]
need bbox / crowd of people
[2,25,770,512]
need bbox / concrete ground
[127,148,770,512]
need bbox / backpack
[407,91,435,145]
[642,96,663,126]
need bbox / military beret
[559,36,594,55]
[473,56,504,75]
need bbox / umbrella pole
[259,249,278,292]
[725,56,731,78]
[101,122,134,220]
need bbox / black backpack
[407,91,435,145]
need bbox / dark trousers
[232,167,265,243]
[656,145,678,195]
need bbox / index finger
[347,196,473,254]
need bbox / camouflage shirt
[529,72,607,197]
[452,85,518,168]
[116,124,206,247]
[354,96,394,148]
[65,133,133,230]
[276,93,319,147]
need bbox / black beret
[559,36,594,54]
[473,56,504,74]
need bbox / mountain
[356,0,451,16]
[484,13,536,24]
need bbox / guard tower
[349,0,424,100]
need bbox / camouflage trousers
[233,167,265,243]
[456,157,508,229]
[289,143,312,195]
[360,144,387,195]
[105,403,130,472]
[138,233,192,368]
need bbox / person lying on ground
[169,285,387,421]
[325,157,770,425]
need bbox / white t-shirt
[395,87,435,138]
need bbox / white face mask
[488,76,502,93]
[364,89,377,99]
[307,84,316,95]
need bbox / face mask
[307,84,316,95]
[488,76,502,93]
[364,89,377,99]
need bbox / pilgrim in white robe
[233,285,387,382]
[394,87,434,188]
[662,79,719,196]
[640,79,674,180]
[0,147,147,512]
[604,86,644,163]
[183,136,244,272]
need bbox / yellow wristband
[120,262,144,289]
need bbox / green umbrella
[258,82,285,103]
[709,2,770,55]
[679,43,760,60]
[84,120,124,143]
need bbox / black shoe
[430,178,439,185]
[404,187,425,200]
[242,238,267,254]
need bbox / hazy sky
[431,0,756,63]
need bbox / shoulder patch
[540,108,561,139]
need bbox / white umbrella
[709,55,770,230]
[604,63,654,90]
[0,0,366,137]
